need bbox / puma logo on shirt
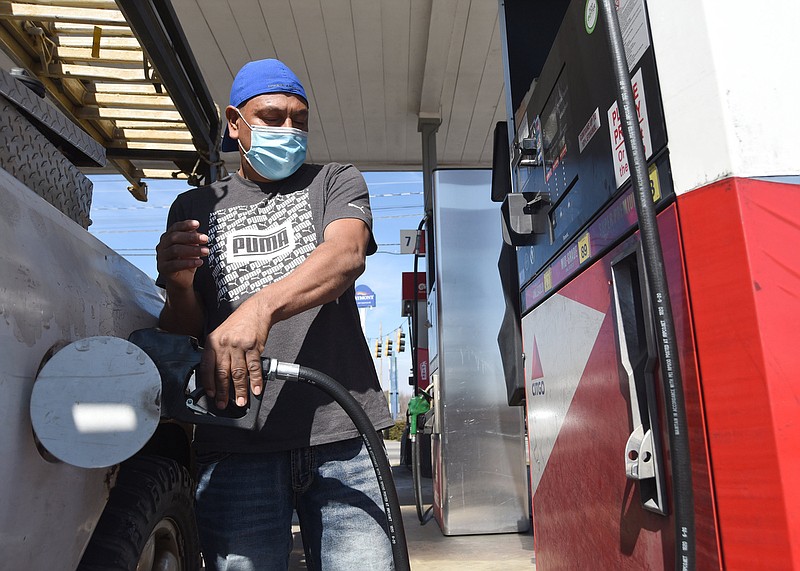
[348,202,367,214]
[207,188,315,303]
[227,222,295,263]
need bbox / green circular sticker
[585,0,598,34]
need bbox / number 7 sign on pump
[399,229,426,255]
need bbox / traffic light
[374,340,382,358]
[397,331,406,352]
[385,338,393,357]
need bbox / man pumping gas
[155,58,395,570]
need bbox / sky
[88,171,425,401]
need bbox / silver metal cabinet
[429,169,530,536]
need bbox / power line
[366,322,405,344]
[365,180,422,188]
[90,228,163,234]
[371,205,422,211]
[374,214,424,220]
[90,192,422,210]
[89,213,425,232]
[92,205,170,211]
[369,191,423,198]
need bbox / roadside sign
[355,284,376,308]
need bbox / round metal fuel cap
[30,336,162,469]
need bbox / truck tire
[77,455,201,571]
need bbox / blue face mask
[237,111,308,181]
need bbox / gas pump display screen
[541,70,569,184]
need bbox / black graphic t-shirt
[158,163,392,453]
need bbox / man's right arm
[156,219,208,338]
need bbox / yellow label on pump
[578,232,591,264]
[544,268,553,292]
[649,164,661,202]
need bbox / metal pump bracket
[625,425,656,480]
[518,137,542,167]
[500,192,552,246]
[611,246,667,515]
[128,328,264,430]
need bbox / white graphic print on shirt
[224,221,296,265]
[207,188,316,303]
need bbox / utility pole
[385,330,396,419]
[389,346,398,419]
[375,325,401,419]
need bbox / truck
[0,2,219,568]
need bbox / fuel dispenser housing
[426,169,529,536]
[497,0,800,568]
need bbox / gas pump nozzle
[407,394,430,439]
[128,328,264,431]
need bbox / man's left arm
[197,217,370,409]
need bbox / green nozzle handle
[408,395,430,436]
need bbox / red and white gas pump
[497,0,800,568]
[402,270,429,392]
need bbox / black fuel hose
[411,432,433,524]
[265,359,411,571]
[410,215,427,394]
[410,216,434,525]
[598,2,696,569]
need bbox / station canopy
[0,0,505,200]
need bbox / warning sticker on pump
[618,0,651,71]
[608,67,652,189]
[578,108,601,153]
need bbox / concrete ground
[288,440,535,570]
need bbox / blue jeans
[195,437,394,570]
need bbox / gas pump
[402,265,434,511]
[403,265,430,395]
[496,0,800,569]
[420,169,530,536]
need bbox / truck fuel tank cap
[30,336,161,469]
